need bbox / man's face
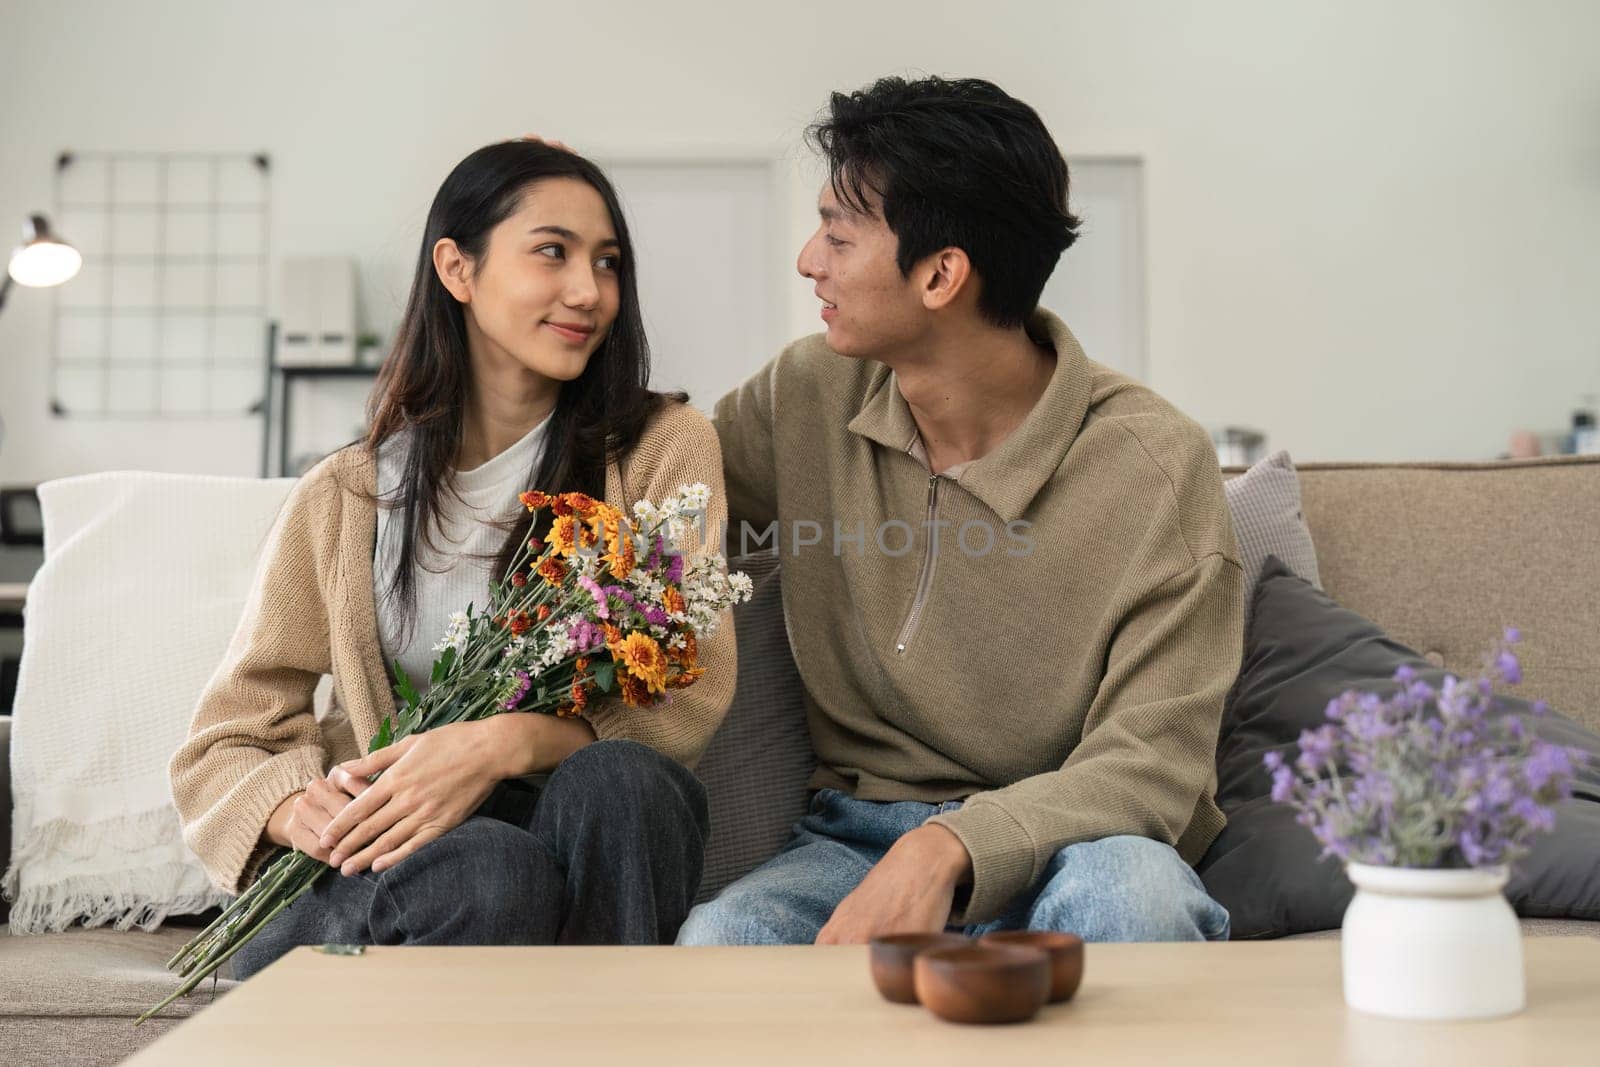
[796,183,928,360]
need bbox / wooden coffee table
[125,938,1599,1066]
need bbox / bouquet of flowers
[1263,628,1586,869]
[139,484,752,1025]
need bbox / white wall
[1,0,1597,483]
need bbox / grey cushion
[1284,917,1600,940]
[692,551,816,903]
[1224,450,1320,606]
[1199,557,1600,938]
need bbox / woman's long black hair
[363,141,675,646]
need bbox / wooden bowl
[868,932,972,1004]
[979,930,1086,1002]
[912,944,1051,1024]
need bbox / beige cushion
[1227,455,1600,734]
[0,924,236,1018]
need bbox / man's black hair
[807,75,1081,329]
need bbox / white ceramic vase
[1341,862,1524,1021]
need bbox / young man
[679,76,1242,946]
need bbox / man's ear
[919,246,973,312]
[433,238,473,304]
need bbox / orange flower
[602,623,623,650]
[607,527,637,581]
[617,672,651,708]
[537,556,568,587]
[668,632,698,666]
[666,667,705,689]
[507,610,532,637]
[535,604,552,622]
[578,520,600,549]
[549,515,579,557]
[519,490,549,512]
[550,496,574,517]
[662,587,686,616]
[554,702,578,718]
[616,631,668,694]
[575,657,590,672]
[570,680,589,709]
[564,492,599,518]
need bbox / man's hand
[815,824,973,944]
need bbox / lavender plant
[1264,629,1586,869]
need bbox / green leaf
[591,660,617,693]
[393,660,420,710]
[370,715,393,752]
[430,645,457,685]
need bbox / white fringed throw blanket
[4,471,295,933]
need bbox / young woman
[169,141,737,975]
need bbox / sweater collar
[846,307,1093,523]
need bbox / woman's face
[442,177,623,383]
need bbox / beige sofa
[3,454,1597,1065]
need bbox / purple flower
[1268,626,1577,871]
[665,552,685,584]
[1524,743,1574,793]
[1510,795,1556,833]
[578,574,610,620]
[1294,725,1338,776]
[568,619,607,653]
[501,670,532,710]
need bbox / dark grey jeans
[230,738,708,979]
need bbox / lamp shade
[8,214,82,288]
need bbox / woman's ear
[919,246,973,313]
[433,237,473,304]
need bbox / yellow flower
[615,631,668,694]
[548,514,579,557]
[607,527,637,581]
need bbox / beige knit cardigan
[170,401,736,894]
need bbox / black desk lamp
[0,214,81,455]
[0,213,81,315]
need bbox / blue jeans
[677,787,1229,945]
[231,739,708,978]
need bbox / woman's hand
[318,720,504,877]
[266,774,369,865]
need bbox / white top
[374,417,551,696]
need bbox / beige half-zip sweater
[712,309,1244,923]
[170,401,736,895]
